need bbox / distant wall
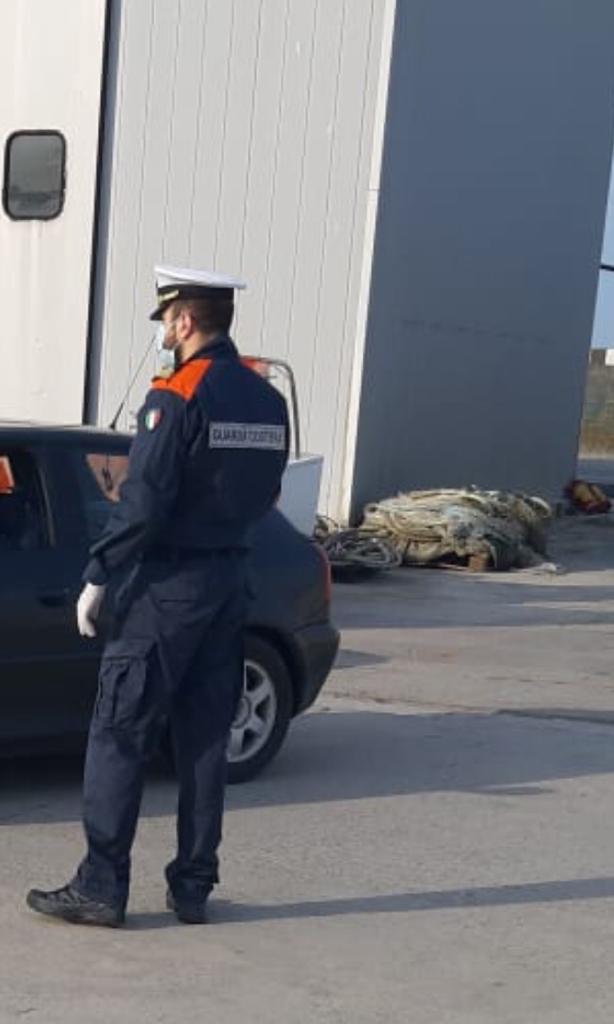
[350,0,614,517]
[579,351,614,456]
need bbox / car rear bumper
[291,621,340,714]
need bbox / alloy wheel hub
[233,695,251,729]
[229,660,278,763]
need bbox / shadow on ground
[334,573,614,631]
[123,874,614,930]
[4,704,614,825]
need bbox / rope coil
[314,517,402,571]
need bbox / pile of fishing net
[358,488,552,570]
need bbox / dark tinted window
[75,450,129,543]
[0,450,49,550]
[3,131,66,220]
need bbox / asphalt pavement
[3,515,614,1023]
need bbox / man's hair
[172,297,234,334]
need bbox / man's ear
[186,310,198,338]
[177,308,191,337]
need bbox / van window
[0,450,49,550]
[3,131,66,220]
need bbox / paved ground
[3,515,614,1022]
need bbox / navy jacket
[85,335,289,585]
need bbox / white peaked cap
[154,265,246,290]
[150,264,246,319]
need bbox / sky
[591,158,614,347]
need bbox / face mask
[155,320,177,372]
[154,323,166,352]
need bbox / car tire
[227,634,294,784]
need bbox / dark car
[0,423,338,781]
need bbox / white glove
[77,583,107,638]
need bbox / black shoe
[26,884,125,928]
[166,888,208,925]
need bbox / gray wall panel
[127,0,180,390]
[234,0,290,348]
[286,1,347,431]
[162,1,210,262]
[213,1,263,271]
[188,1,234,268]
[351,0,614,516]
[304,2,379,510]
[251,0,320,359]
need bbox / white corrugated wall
[90,0,389,518]
[0,0,106,423]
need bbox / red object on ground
[565,479,611,514]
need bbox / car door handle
[38,589,71,608]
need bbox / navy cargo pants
[71,549,247,911]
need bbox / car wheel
[227,634,294,784]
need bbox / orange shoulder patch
[241,357,267,377]
[151,358,212,400]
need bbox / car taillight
[314,542,332,603]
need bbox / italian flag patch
[145,408,162,431]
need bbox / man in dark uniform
[27,266,289,927]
